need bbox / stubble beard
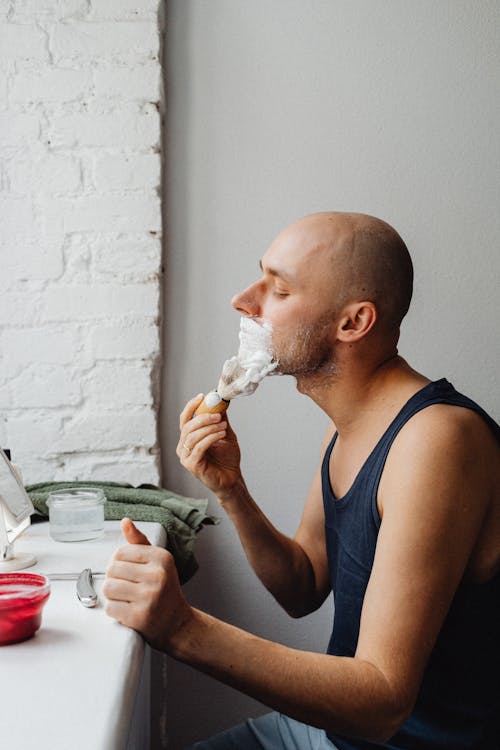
[271,315,338,382]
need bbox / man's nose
[231,282,260,316]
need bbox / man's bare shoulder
[390,401,498,464]
[379,400,500,580]
[381,400,498,493]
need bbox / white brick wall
[0,0,163,485]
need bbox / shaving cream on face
[217,317,278,400]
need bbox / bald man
[104,213,500,750]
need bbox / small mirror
[0,448,36,571]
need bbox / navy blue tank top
[322,379,500,750]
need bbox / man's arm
[354,405,493,713]
[104,406,491,742]
[176,394,333,617]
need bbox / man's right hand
[176,394,244,501]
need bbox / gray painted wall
[160,2,499,747]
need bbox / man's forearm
[217,481,320,616]
[169,608,408,743]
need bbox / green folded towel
[26,480,219,584]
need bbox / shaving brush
[195,391,230,416]
[194,317,278,417]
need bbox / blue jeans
[187,712,339,749]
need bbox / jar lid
[46,487,105,508]
[0,573,50,604]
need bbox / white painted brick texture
[0,1,163,485]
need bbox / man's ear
[337,301,377,342]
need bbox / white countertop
[1,519,166,750]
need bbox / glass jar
[47,487,105,542]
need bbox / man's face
[231,223,341,379]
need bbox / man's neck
[297,355,429,436]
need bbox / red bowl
[0,573,51,646]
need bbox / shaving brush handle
[195,391,230,416]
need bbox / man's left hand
[103,518,192,652]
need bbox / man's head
[231,211,413,380]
